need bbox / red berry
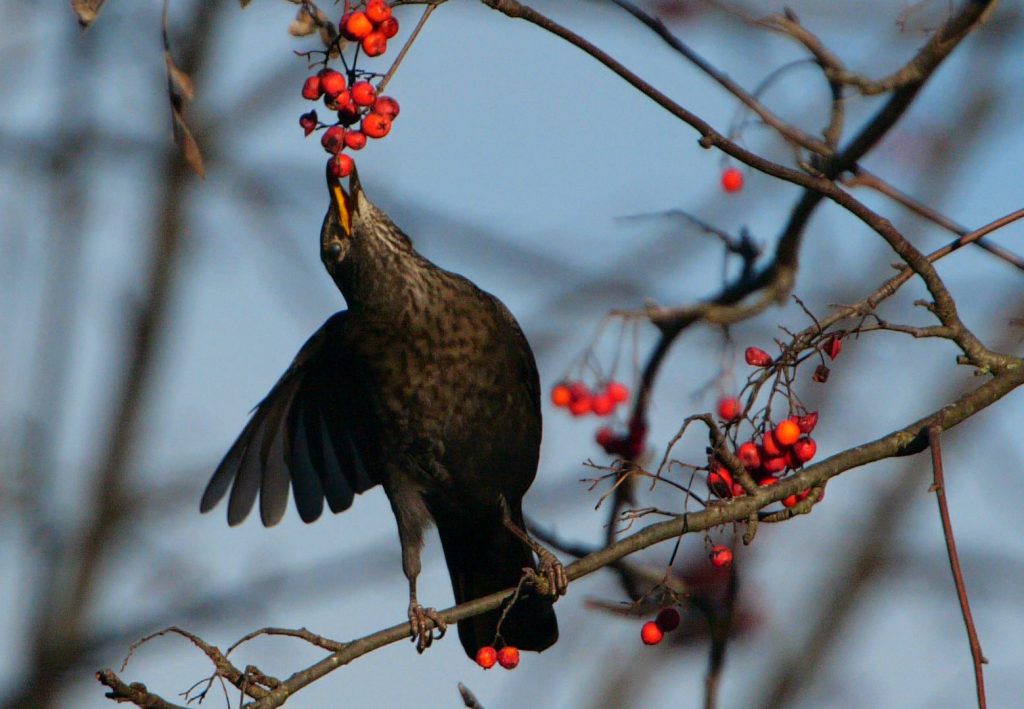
[605,381,630,404]
[782,494,799,508]
[640,621,664,645]
[744,347,773,367]
[655,607,681,632]
[362,113,392,139]
[327,153,354,178]
[568,396,592,417]
[475,646,497,669]
[731,482,746,497]
[707,467,734,498]
[761,430,783,457]
[365,0,392,24]
[301,75,322,100]
[824,333,843,360]
[796,411,819,434]
[342,11,374,40]
[709,545,733,568]
[717,396,741,421]
[785,447,803,470]
[377,16,399,38]
[721,167,744,193]
[595,426,616,450]
[758,475,779,486]
[551,383,572,408]
[320,125,346,154]
[373,96,400,119]
[496,646,520,669]
[761,455,787,474]
[350,81,378,107]
[299,110,318,136]
[336,101,360,126]
[568,381,590,402]
[318,69,346,98]
[344,130,367,151]
[362,31,388,57]
[591,394,614,416]
[737,441,760,470]
[792,437,817,463]
[774,419,800,447]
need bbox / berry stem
[377,2,439,94]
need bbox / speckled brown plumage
[201,170,561,658]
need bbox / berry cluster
[639,607,681,646]
[550,380,630,417]
[474,645,520,670]
[297,1,401,178]
[708,411,819,506]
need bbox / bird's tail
[435,509,558,658]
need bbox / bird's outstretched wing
[200,311,378,527]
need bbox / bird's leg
[500,501,569,598]
[390,483,446,652]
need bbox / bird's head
[320,165,412,279]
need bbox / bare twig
[927,425,987,709]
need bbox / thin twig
[927,425,987,709]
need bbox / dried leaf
[70,0,106,28]
[162,3,205,178]
[170,109,206,178]
[289,8,317,37]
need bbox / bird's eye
[328,242,342,259]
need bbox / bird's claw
[525,550,568,598]
[408,602,446,653]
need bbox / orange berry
[350,81,378,106]
[551,383,572,407]
[336,101,360,126]
[318,69,346,98]
[475,646,497,669]
[717,396,741,421]
[342,11,374,39]
[377,16,399,38]
[365,0,392,24]
[301,75,322,100]
[496,646,520,669]
[656,607,680,632]
[361,113,392,139]
[782,494,799,508]
[327,153,354,178]
[709,545,733,568]
[640,621,664,645]
[362,31,388,57]
[721,167,743,193]
[774,419,800,446]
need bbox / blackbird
[200,169,566,658]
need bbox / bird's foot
[408,602,446,653]
[525,549,568,598]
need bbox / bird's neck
[335,232,437,321]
